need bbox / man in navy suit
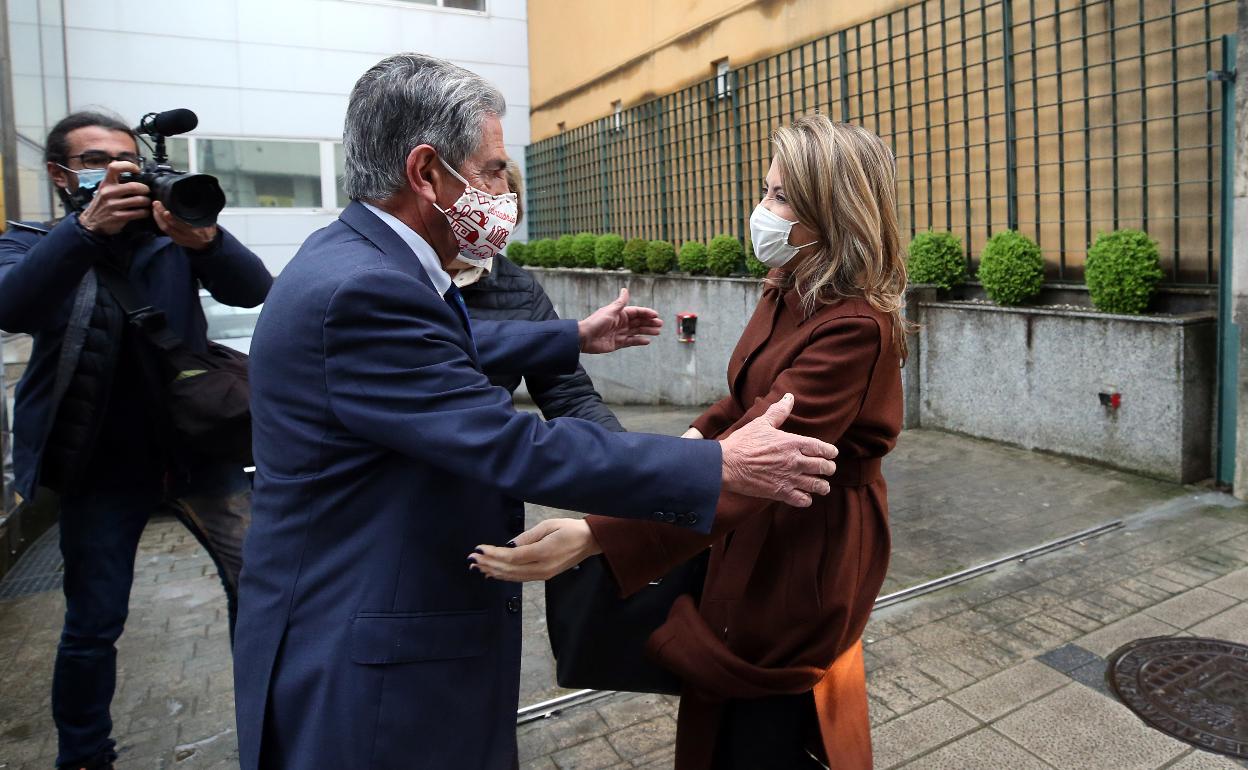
[233,53,840,770]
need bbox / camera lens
[157,173,226,227]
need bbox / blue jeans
[52,463,249,769]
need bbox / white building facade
[7,0,532,273]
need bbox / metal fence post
[838,30,851,122]
[1212,33,1239,485]
[656,100,669,242]
[1002,0,1019,231]
[731,68,745,241]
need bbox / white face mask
[749,203,817,268]
[438,157,518,268]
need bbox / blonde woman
[475,115,908,769]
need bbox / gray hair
[342,53,506,201]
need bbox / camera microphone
[138,108,198,137]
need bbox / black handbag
[95,262,253,465]
[545,549,709,695]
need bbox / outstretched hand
[577,288,663,354]
[468,518,601,582]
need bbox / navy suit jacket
[234,202,723,770]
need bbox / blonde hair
[770,115,912,360]
[505,159,524,225]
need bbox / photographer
[0,111,271,770]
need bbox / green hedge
[976,230,1045,306]
[678,241,708,274]
[744,239,769,278]
[707,234,743,277]
[570,232,598,268]
[506,240,528,266]
[623,238,650,273]
[529,238,558,267]
[1084,229,1164,315]
[554,234,577,267]
[595,234,626,270]
[646,240,676,274]
[907,231,966,290]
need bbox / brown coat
[586,283,901,769]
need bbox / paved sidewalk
[0,407,1244,769]
[515,489,1248,769]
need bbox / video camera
[119,108,226,232]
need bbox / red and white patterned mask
[438,156,518,268]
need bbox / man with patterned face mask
[0,111,271,770]
[455,161,624,431]
[235,53,842,770]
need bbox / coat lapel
[727,287,783,395]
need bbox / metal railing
[525,0,1234,285]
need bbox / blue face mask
[73,168,107,193]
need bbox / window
[197,138,322,208]
[557,121,566,132]
[334,143,350,209]
[382,0,484,9]
[612,100,623,133]
[715,60,732,100]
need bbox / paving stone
[871,700,979,769]
[1073,614,1183,657]
[1204,567,1248,600]
[1065,659,1113,697]
[1036,643,1102,674]
[947,660,1069,722]
[551,737,620,770]
[1187,603,1248,643]
[895,727,1051,769]
[995,683,1188,770]
[1143,587,1239,630]
[604,716,676,763]
[594,693,673,731]
[1164,749,1248,769]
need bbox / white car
[200,289,260,354]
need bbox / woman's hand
[681,427,704,439]
[469,518,602,582]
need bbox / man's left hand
[578,288,662,353]
[153,200,218,251]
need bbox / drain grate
[0,525,63,599]
[1107,636,1248,759]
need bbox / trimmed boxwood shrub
[506,240,528,266]
[646,240,676,274]
[678,241,708,274]
[707,234,744,277]
[529,238,558,267]
[622,238,650,273]
[1084,229,1165,315]
[744,239,769,278]
[595,234,626,270]
[570,232,598,268]
[976,230,1044,306]
[555,234,577,267]
[907,231,966,290]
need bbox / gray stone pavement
[0,406,1245,769]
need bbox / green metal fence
[525,0,1234,284]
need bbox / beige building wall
[528,0,914,141]
[528,0,1234,283]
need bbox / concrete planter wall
[529,267,1217,483]
[917,301,1215,484]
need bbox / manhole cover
[1106,636,1248,759]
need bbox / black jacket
[459,255,623,432]
[0,216,272,497]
